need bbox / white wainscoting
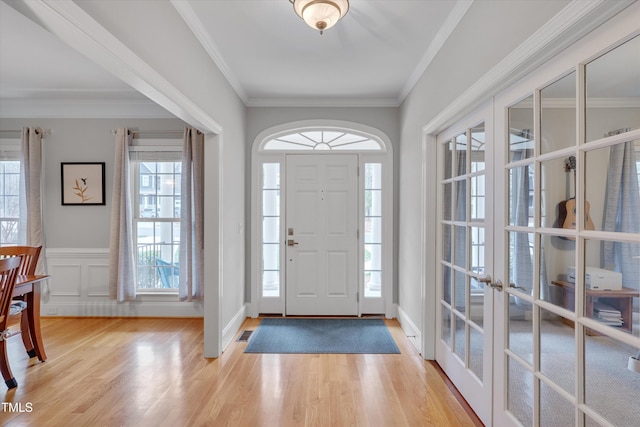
[397,305,422,355]
[44,248,203,317]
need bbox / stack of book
[593,301,623,326]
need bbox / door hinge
[357,291,359,303]
[357,229,359,239]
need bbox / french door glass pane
[442,265,452,305]
[585,140,640,233]
[585,35,640,143]
[455,179,467,221]
[508,357,533,426]
[454,314,466,360]
[469,277,484,327]
[509,164,534,227]
[540,308,575,395]
[470,175,485,220]
[455,269,466,313]
[470,227,485,275]
[454,226,466,268]
[509,95,534,162]
[541,234,575,311]
[469,325,483,381]
[443,140,453,180]
[541,71,576,155]
[442,224,452,263]
[470,124,485,172]
[585,332,640,426]
[443,182,452,221]
[540,381,575,427]
[509,231,534,295]
[455,133,467,176]
[541,156,570,229]
[509,300,533,365]
[441,305,452,347]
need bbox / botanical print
[61,163,105,205]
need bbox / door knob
[287,239,299,246]
[478,274,503,291]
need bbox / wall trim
[397,305,423,356]
[221,304,248,353]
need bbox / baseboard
[221,304,247,352]
[42,300,204,317]
[397,305,422,355]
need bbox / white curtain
[108,128,136,301]
[602,137,640,288]
[179,128,204,301]
[19,127,48,296]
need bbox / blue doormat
[244,318,400,354]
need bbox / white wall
[398,0,571,357]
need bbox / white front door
[285,154,359,315]
[436,103,494,425]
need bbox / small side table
[551,280,639,335]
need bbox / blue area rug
[244,318,400,354]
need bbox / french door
[436,20,640,427]
[436,102,494,425]
[285,154,359,315]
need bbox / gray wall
[0,117,186,248]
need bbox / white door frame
[249,120,394,318]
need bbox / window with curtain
[0,155,20,246]
[0,142,20,246]
[130,149,182,291]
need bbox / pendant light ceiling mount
[289,0,349,35]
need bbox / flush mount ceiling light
[289,0,349,35]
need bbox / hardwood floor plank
[2,317,482,426]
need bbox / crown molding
[12,0,222,133]
[422,0,636,135]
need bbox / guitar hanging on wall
[556,155,595,235]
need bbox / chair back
[0,256,22,324]
[0,246,42,275]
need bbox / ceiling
[0,0,469,111]
[0,0,636,118]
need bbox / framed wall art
[61,162,106,205]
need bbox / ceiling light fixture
[289,0,349,35]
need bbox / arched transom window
[263,130,383,151]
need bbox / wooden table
[552,280,639,335]
[2,274,48,388]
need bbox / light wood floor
[2,317,482,426]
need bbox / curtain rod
[110,129,184,135]
[0,128,52,135]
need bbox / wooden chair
[0,246,42,358]
[0,256,24,388]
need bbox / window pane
[586,35,640,143]
[470,124,485,172]
[364,163,383,299]
[541,72,576,155]
[509,95,534,162]
[134,159,181,290]
[262,163,281,297]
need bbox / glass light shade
[292,0,349,33]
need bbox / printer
[567,266,622,290]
